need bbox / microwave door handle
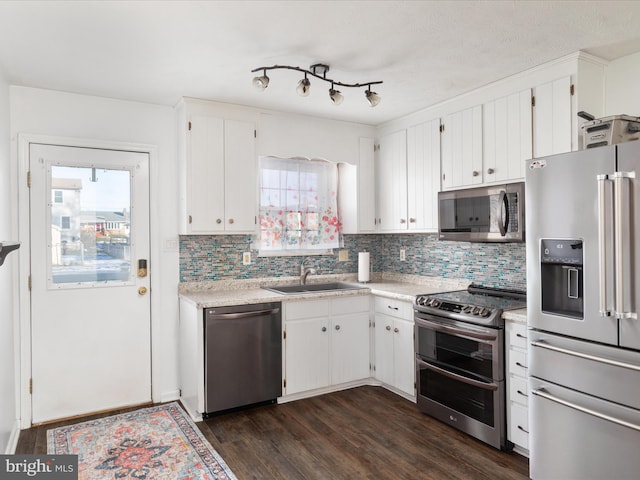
[613,172,637,320]
[497,190,508,236]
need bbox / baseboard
[5,420,20,454]
[158,390,180,404]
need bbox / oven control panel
[415,295,493,318]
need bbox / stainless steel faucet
[300,257,317,285]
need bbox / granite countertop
[503,308,527,324]
[179,273,471,309]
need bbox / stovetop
[414,284,526,327]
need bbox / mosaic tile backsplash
[180,233,526,290]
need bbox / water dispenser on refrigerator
[540,239,584,319]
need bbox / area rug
[47,402,237,480]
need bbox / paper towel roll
[358,252,370,283]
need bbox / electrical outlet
[338,249,349,262]
[242,252,251,265]
[400,249,406,261]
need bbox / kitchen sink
[262,282,368,295]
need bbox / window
[257,156,341,254]
[60,216,70,229]
[54,190,63,203]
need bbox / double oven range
[414,284,526,450]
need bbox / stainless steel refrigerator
[526,141,640,480]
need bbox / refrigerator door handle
[531,339,640,372]
[532,388,640,433]
[597,174,613,317]
[613,171,637,320]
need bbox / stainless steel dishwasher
[204,302,282,416]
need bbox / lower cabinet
[506,320,530,453]
[373,297,415,398]
[284,296,370,396]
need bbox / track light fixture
[251,63,382,107]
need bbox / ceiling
[1,1,640,126]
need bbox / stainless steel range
[414,284,526,450]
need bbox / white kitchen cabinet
[373,297,415,398]
[506,319,529,454]
[441,104,483,189]
[339,137,377,233]
[284,296,370,396]
[178,100,257,234]
[376,130,407,231]
[483,89,532,182]
[406,119,441,230]
[532,76,572,158]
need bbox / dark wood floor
[17,386,529,480]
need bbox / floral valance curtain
[258,156,341,252]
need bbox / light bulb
[365,89,381,107]
[329,88,343,105]
[297,77,311,97]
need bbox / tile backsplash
[180,234,526,290]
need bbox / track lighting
[251,63,382,107]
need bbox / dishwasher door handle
[207,308,280,320]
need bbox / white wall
[605,51,640,116]
[0,70,18,452]
[10,87,181,424]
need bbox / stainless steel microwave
[438,182,525,242]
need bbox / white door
[29,143,151,424]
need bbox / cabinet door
[376,130,407,230]
[393,317,415,396]
[374,313,395,385]
[188,115,225,232]
[441,105,483,189]
[483,89,532,182]
[533,76,572,158]
[331,312,370,384]
[224,119,257,232]
[407,119,441,230]
[284,317,330,395]
[358,137,377,232]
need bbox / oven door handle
[417,358,499,391]
[415,316,498,342]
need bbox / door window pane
[50,166,132,285]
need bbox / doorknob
[138,286,148,296]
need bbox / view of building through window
[50,165,131,284]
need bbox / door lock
[138,286,148,296]
[137,259,148,278]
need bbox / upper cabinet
[178,99,257,234]
[441,105,483,189]
[483,89,533,182]
[376,130,408,231]
[532,76,572,158]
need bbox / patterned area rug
[47,402,237,480]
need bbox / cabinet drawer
[374,297,412,319]
[331,295,370,315]
[509,375,529,407]
[509,348,528,378]
[509,322,528,350]
[285,300,329,320]
[509,402,529,449]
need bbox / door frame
[17,133,160,428]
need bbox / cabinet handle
[387,305,399,311]
[472,170,479,177]
[335,324,341,331]
[409,218,416,223]
[216,218,222,224]
[400,218,407,224]
[321,326,327,332]
[394,327,399,333]
[517,389,528,398]
[517,425,529,434]
[516,333,528,339]
[487,168,495,174]
[516,362,528,369]
[228,218,234,224]
[385,325,391,331]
